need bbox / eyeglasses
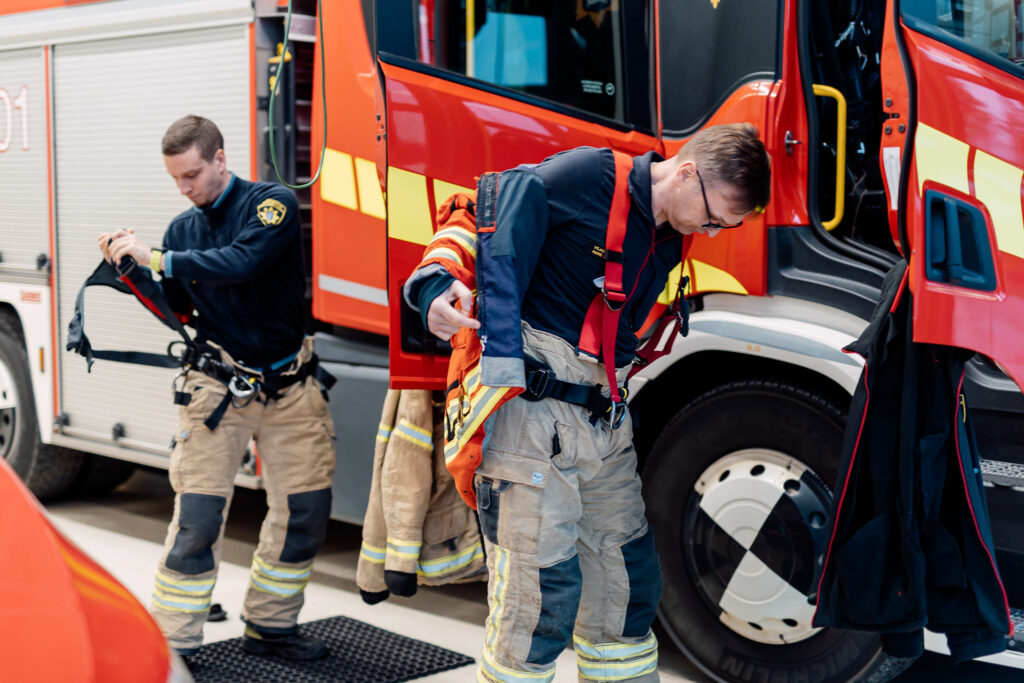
[696,169,744,231]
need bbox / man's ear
[214,148,227,171]
[676,159,696,183]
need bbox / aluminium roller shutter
[54,22,251,453]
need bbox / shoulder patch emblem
[256,198,287,226]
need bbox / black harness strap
[68,258,337,432]
[67,259,193,371]
[520,357,628,426]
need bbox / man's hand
[99,228,150,267]
[427,280,480,341]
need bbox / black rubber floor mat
[188,616,475,682]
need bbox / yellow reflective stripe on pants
[155,572,215,595]
[573,631,657,661]
[479,648,555,683]
[249,558,311,597]
[152,590,212,613]
[575,633,658,682]
[253,555,312,579]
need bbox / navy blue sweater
[160,175,306,368]
[416,147,683,368]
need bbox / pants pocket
[474,458,550,555]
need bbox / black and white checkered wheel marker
[690,449,833,645]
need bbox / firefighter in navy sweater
[100,115,334,661]
[407,124,771,682]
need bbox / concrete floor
[45,468,1023,683]
[46,468,708,683]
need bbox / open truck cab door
[881,0,1024,392]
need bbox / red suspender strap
[579,150,633,406]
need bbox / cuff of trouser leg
[573,632,659,682]
[242,619,298,636]
[480,648,556,683]
[168,638,203,654]
[881,630,924,659]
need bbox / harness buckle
[602,288,628,312]
[607,399,628,430]
[524,367,551,400]
[229,374,259,399]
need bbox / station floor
[47,468,705,682]
[45,468,1020,682]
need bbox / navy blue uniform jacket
[160,175,306,368]
[409,147,682,387]
[813,260,1012,663]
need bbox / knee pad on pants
[621,529,662,638]
[526,554,582,666]
[166,493,227,575]
[280,487,332,563]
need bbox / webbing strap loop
[577,150,633,405]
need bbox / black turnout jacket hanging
[812,260,1013,663]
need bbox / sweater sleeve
[165,187,299,284]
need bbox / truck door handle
[924,190,996,291]
[942,198,963,283]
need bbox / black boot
[242,625,329,660]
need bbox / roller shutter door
[0,47,48,274]
[55,24,250,453]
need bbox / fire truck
[0,0,1022,681]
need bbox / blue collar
[198,173,236,214]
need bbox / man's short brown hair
[679,122,772,215]
[161,115,224,161]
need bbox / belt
[175,347,336,431]
[521,357,628,428]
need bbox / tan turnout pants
[151,338,336,652]
[475,324,661,683]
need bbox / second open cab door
[881,1,1024,391]
[375,0,661,388]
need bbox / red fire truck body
[1,1,1023,680]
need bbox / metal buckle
[525,367,551,399]
[229,374,259,399]
[607,400,627,429]
[602,288,628,312]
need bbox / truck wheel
[643,380,887,683]
[0,329,83,499]
[69,454,137,497]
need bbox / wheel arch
[0,302,26,350]
[631,348,853,471]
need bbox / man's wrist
[149,248,166,273]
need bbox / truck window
[423,0,629,123]
[659,0,779,136]
[903,0,1024,72]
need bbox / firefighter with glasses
[99,115,335,661]
[404,123,771,682]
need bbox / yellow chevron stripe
[387,167,433,245]
[915,123,970,196]
[321,149,358,210]
[355,156,386,219]
[974,150,1024,260]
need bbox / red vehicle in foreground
[0,456,190,683]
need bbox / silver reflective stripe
[318,273,388,306]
